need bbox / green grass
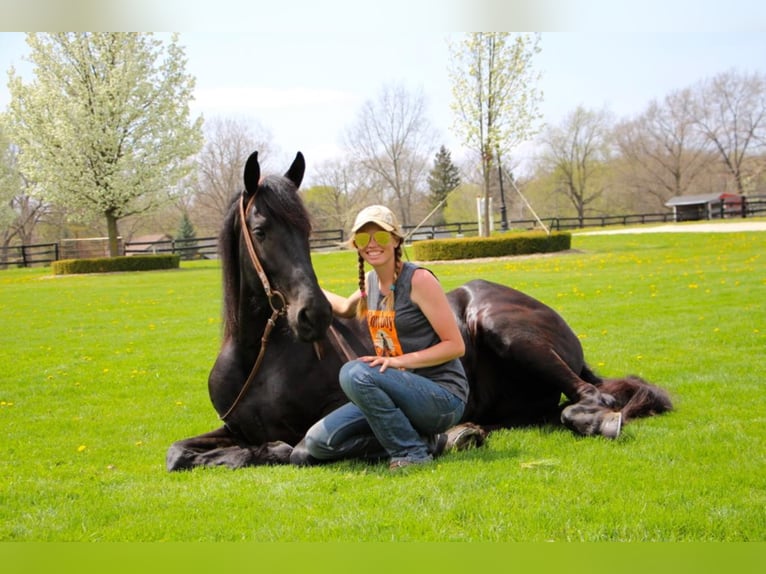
[1,232,764,541]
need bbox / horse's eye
[252,227,266,241]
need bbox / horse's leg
[490,335,621,438]
[166,426,293,471]
[532,349,622,438]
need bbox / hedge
[51,254,180,275]
[411,231,571,261]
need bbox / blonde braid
[380,243,402,312]
[355,253,368,320]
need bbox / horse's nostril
[295,302,332,339]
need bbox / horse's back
[448,279,575,338]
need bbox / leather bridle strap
[219,305,281,422]
[219,193,287,422]
[237,193,287,315]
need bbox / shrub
[411,231,571,261]
[51,254,180,275]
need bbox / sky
[1,1,766,184]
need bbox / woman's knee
[339,360,373,397]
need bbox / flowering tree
[449,33,542,235]
[7,33,203,255]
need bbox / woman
[292,205,475,470]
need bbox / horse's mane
[219,174,312,341]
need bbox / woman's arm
[323,288,361,318]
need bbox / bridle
[219,190,354,423]
[219,192,288,421]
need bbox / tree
[303,158,374,234]
[540,106,614,221]
[614,88,711,209]
[343,82,436,227]
[0,118,18,236]
[449,32,543,235]
[192,115,274,235]
[426,145,461,225]
[6,33,204,256]
[175,211,197,260]
[691,69,766,195]
[0,117,49,259]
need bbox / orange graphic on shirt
[366,309,403,357]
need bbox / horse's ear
[284,152,305,189]
[243,151,261,199]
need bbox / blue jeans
[303,360,465,464]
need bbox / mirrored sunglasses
[353,230,392,249]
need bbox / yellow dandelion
[77,445,87,452]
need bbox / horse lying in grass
[166,151,672,471]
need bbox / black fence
[3,200,765,269]
[0,243,59,269]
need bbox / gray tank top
[366,261,469,402]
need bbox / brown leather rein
[219,192,356,422]
[219,193,288,422]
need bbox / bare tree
[303,158,376,233]
[691,69,766,195]
[615,88,712,209]
[0,124,50,259]
[343,83,436,227]
[540,106,614,221]
[192,115,274,235]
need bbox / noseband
[219,192,288,421]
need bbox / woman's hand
[360,354,406,373]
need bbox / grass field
[1,230,764,541]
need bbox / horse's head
[231,150,332,342]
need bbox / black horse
[166,151,672,471]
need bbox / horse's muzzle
[292,299,333,342]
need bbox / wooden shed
[665,193,744,222]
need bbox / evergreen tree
[427,146,461,225]
[176,211,198,260]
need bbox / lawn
[0,230,764,542]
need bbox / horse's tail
[581,365,673,422]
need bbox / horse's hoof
[445,423,487,451]
[599,411,622,439]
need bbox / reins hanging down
[220,193,288,421]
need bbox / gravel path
[575,221,766,235]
